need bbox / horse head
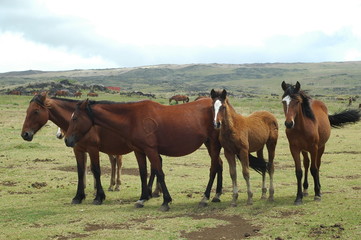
[210,89,228,129]
[281,81,307,129]
[21,92,50,141]
[64,99,93,147]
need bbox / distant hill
[1,62,361,97]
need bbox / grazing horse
[169,95,189,104]
[55,90,68,97]
[21,93,139,204]
[74,91,82,98]
[64,98,223,211]
[87,92,98,97]
[54,126,122,192]
[211,89,278,205]
[281,81,361,205]
[8,90,22,95]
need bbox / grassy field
[0,92,360,240]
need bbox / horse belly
[158,134,205,156]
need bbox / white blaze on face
[71,112,75,119]
[213,99,222,123]
[282,95,291,113]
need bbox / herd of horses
[21,81,361,211]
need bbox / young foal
[211,89,278,205]
[281,81,361,205]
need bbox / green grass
[0,93,360,239]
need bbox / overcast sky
[1,0,361,73]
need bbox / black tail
[236,153,268,175]
[328,109,361,128]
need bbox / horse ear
[295,81,301,92]
[210,89,216,99]
[221,89,227,100]
[281,81,287,91]
[79,99,89,109]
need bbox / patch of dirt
[84,223,132,231]
[352,186,361,190]
[180,214,260,239]
[0,181,17,186]
[324,151,361,155]
[51,232,89,240]
[31,182,47,189]
[33,158,56,163]
[8,191,32,195]
[308,223,345,239]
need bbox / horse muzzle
[21,131,34,141]
[284,120,295,129]
[213,121,221,129]
[64,136,76,147]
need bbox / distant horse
[74,91,82,98]
[64,98,223,211]
[211,89,278,205]
[21,93,148,204]
[169,95,189,104]
[8,90,21,95]
[281,81,361,205]
[54,126,122,192]
[55,90,68,97]
[87,92,98,97]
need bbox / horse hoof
[159,205,170,212]
[314,196,321,201]
[134,200,145,208]
[230,202,237,207]
[268,197,274,202]
[108,188,114,192]
[294,200,302,205]
[93,199,103,205]
[211,197,221,203]
[198,202,208,208]
[246,201,253,206]
[71,199,82,204]
[303,192,309,197]
[152,192,161,198]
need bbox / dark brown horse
[281,81,361,205]
[211,89,278,205]
[55,126,122,192]
[64,98,223,211]
[55,90,68,97]
[74,91,82,98]
[87,92,98,97]
[169,95,189,104]
[21,93,139,204]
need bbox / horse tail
[328,109,361,128]
[236,153,268,175]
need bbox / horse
[74,91,82,98]
[281,81,361,205]
[54,126,123,192]
[8,90,21,95]
[64,98,223,211]
[211,89,278,205]
[20,93,146,204]
[169,95,189,104]
[55,90,68,97]
[87,92,98,97]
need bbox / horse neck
[293,103,307,130]
[46,98,76,131]
[222,101,241,133]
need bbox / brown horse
[55,126,122,192]
[64,98,223,211]
[21,93,136,204]
[169,95,189,104]
[281,81,361,205]
[55,90,68,97]
[87,92,98,97]
[74,91,82,98]
[211,89,278,205]
[8,90,22,95]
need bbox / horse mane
[282,84,315,121]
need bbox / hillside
[1,62,361,97]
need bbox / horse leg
[301,151,310,196]
[240,149,253,205]
[115,155,122,191]
[134,151,150,208]
[311,146,323,201]
[108,155,116,191]
[150,155,162,198]
[266,140,276,202]
[257,148,267,200]
[72,149,87,204]
[88,150,105,205]
[290,147,303,205]
[147,151,172,212]
[225,150,238,207]
[199,140,222,207]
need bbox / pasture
[0,93,360,239]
